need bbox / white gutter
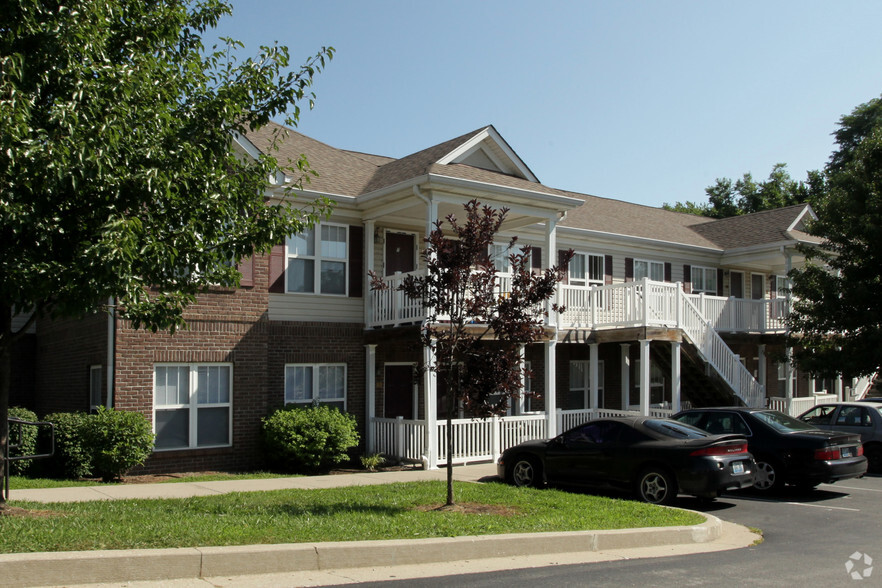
[105,297,115,409]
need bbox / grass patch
[1,481,704,554]
[7,471,287,490]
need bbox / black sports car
[673,407,867,492]
[496,416,756,505]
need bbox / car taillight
[691,443,748,456]
[814,447,841,461]
[857,445,864,456]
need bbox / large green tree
[788,95,882,379]
[664,164,825,218]
[0,0,333,503]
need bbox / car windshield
[644,419,710,439]
[753,410,817,433]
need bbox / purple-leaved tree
[373,200,572,507]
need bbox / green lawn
[7,471,287,489]
[3,481,704,554]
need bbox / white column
[364,219,375,324]
[785,347,794,400]
[620,344,631,411]
[757,344,767,397]
[365,344,377,453]
[545,340,557,437]
[516,345,526,415]
[426,198,438,243]
[545,218,558,327]
[639,339,650,416]
[423,343,438,469]
[835,375,844,402]
[589,343,599,408]
[671,340,681,412]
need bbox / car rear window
[644,419,710,439]
[753,410,817,433]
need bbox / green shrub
[262,405,360,472]
[82,407,154,482]
[43,412,92,479]
[360,453,386,471]
[7,407,39,475]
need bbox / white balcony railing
[369,277,772,407]
[369,273,789,334]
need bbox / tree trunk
[445,365,456,507]
[0,305,12,507]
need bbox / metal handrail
[3,417,55,503]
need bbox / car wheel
[636,467,677,505]
[509,456,542,488]
[865,444,882,473]
[753,458,784,492]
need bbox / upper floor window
[154,364,232,451]
[285,364,347,411]
[691,266,717,294]
[287,223,348,295]
[569,253,604,287]
[489,242,531,274]
[634,259,664,282]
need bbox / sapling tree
[373,200,571,506]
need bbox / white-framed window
[285,364,347,411]
[635,360,666,405]
[489,242,531,274]
[287,223,348,295]
[569,360,605,409]
[154,364,232,451]
[569,253,604,288]
[691,266,717,294]
[89,365,102,410]
[634,259,664,282]
[777,362,789,396]
[523,360,536,413]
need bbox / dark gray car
[798,402,882,472]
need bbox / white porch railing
[768,394,838,417]
[370,277,767,407]
[850,374,877,400]
[371,408,676,466]
[370,274,788,334]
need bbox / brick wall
[35,312,107,416]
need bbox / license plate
[842,447,853,458]
[732,462,744,475]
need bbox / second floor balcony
[368,273,789,335]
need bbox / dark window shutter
[717,269,725,296]
[683,264,691,294]
[269,243,286,293]
[604,255,613,285]
[237,252,254,288]
[558,250,569,284]
[624,257,633,282]
[531,246,542,273]
[349,225,364,298]
[664,262,672,282]
[770,274,777,299]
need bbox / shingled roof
[243,122,816,251]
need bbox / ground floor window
[635,360,666,405]
[89,365,102,411]
[285,364,347,411]
[569,360,605,409]
[154,364,232,450]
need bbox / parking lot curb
[0,512,724,587]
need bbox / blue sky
[212,1,882,208]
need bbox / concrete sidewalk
[3,464,761,587]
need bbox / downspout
[105,297,115,409]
